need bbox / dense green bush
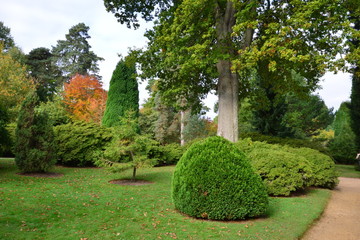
[237,139,314,196]
[15,92,57,173]
[172,136,268,220]
[286,147,338,189]
[54,121,112,167]
[156,143,184,166]
[240,132,329,155]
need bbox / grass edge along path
[335,164,360,178]
[0,158,330,240]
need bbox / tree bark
[180,110,186,146]
[215,1,238,142]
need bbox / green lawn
[0,158,330,240]
[336,164,360,178]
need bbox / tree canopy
[63,74,107,123]
[0,45,35,120]
[0,21,15,51]
[104,0,353,142]
[26,47,63,101]
[52,23,104,80]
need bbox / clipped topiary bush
[54,121,112,167]
[286,147,338,189]
[172,136,268,220]
[237,139,314,196]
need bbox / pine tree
[102,58,139,127]
[15,92,57,173]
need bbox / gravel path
[302,177,360,240]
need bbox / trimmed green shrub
[15,92,57,173]
[172,136,268,220]
[286,147,339,189]
[54,121,112,167]
[237,139,314,196]
[240,132,329,155]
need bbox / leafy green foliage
[172,136,268,220]
[108,0,352,142]
[0,45,35,121]
[54,121,112,167]
[183,113,217,143]
[156,143,184,166]
[37,96,71,126]
[0,21,15,51]
[52,23,104,80]
[283,94,334,138]
[26,47,62,101]
[286,147,338,189]
[237,139,314,196]
[237,139,339,195]
[98,112,158,180]
[329,102,357,164]
[14,92,57,173]
[348,4,360,151]
[102,58,139,128]
[0,104,10,156]
[239,132,329,155]
[153,93,180,144]
[350,68,360,151]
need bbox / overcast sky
[1,0,352,117]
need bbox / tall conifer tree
[102,58,139,127]
[350,11,360,152]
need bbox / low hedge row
[240,132,329,155]
[236,138,338,196]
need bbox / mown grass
[336,164,360,178]
[0,158,330,240]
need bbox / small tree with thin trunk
[97,111,158,180]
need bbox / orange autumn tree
[63,74,107,123]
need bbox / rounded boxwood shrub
[237,139,314,196]
[172,136,268,220]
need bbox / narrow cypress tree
[102,58,139,127]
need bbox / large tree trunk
[215,1,254,142]
[215,1,238,142]
[217,61,239,142]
